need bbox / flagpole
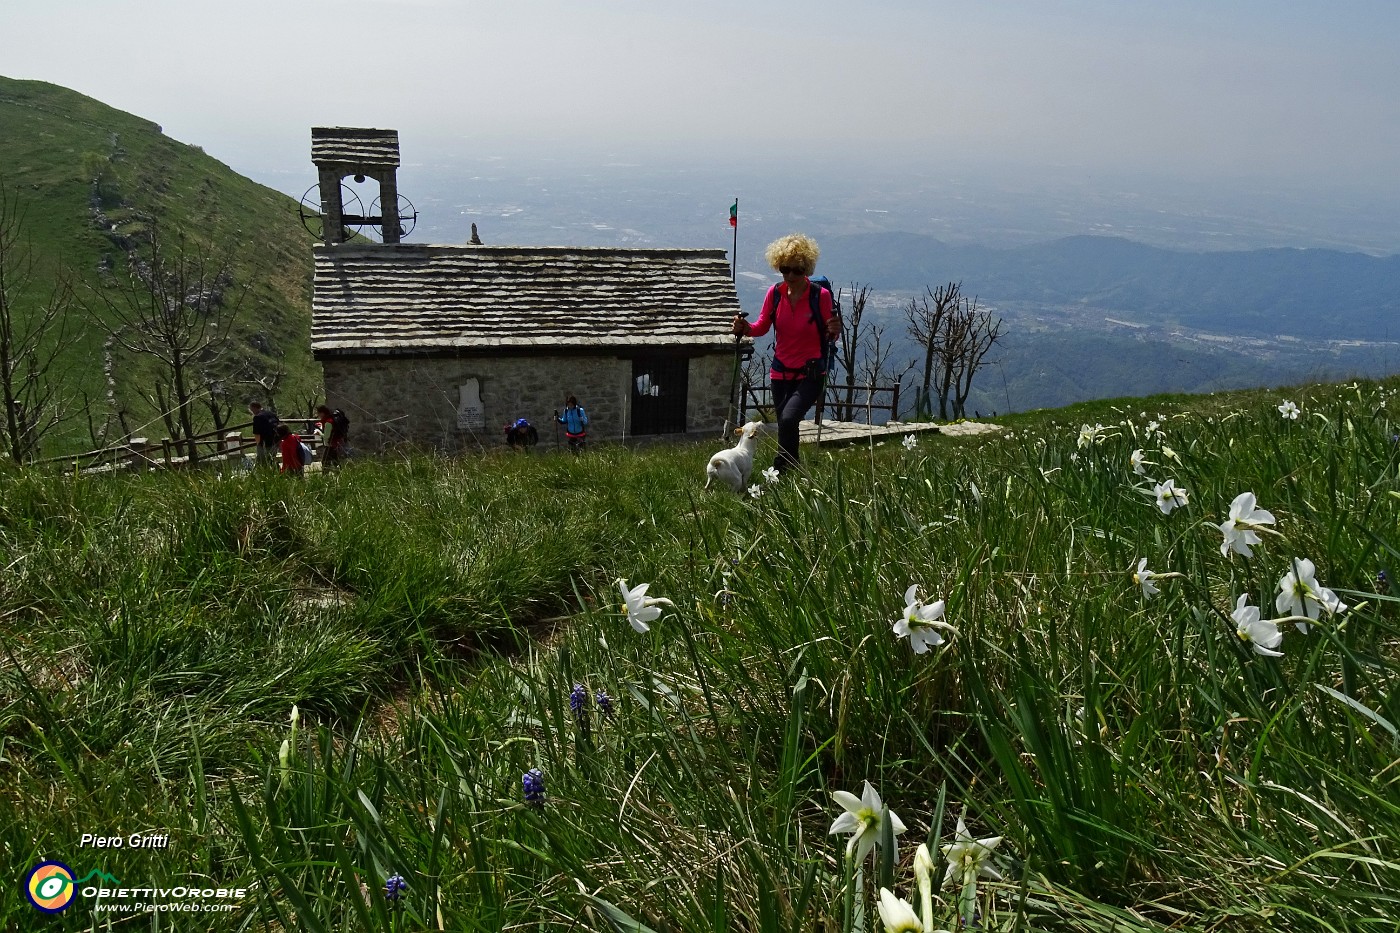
[727,196,742,436]
[731,196,738,283]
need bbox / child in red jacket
[277,423,306,476]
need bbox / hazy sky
[4,0,1399,194]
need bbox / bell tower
[309,127,404,245]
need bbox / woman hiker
[554,395,589,454]
[731,233,841,474]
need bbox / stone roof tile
[312,244,743,354]
[311,127,401,167]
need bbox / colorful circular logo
[25,861,77,913]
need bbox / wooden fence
[33,418,326,473]
[740,379,902,426]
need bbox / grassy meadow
[2,380,1398,931]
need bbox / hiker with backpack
[276,423,311,477]
[504,418,539,450]
[730,233,841,474]
[315,404,351,468]
[554,395,589,454]
[249,402,280,468]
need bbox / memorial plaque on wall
[457,379,484,430]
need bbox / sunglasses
[779,266,805,276]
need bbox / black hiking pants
[772,377,822,472]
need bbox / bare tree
[905,282,961,418]
[906,281,1006,420]
[202,375,235,435]
[829,281,874,420]
[848,321,915,424]
[96,222,246,463]
[0,180,83,463]
[248,362,287,414]
[946,297,1004,419]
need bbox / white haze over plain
[4,0,1400,250]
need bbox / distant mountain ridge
[819,232,1400,340]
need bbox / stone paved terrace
[799,419,1004,445]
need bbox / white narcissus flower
[1077,423,1101,448]
[748,484,763,499]
[278,738,292,786]
[1153,479,1189,514]
[1232,594,1283,657]
[617,579,674,634]
[1275,558,1346,633]
[941,813,1003,889]
[893,584,956,654]
[914,843,936,931]
[1217,492,1276,557]
[1132,558,1159,597]
[1130,448,1149,475]
[829,781,907,863]
[902,434,918,451]
[762,466,780,484]
[1278,400,1300,419]
[876,888,923,933]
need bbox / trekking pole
[727,313,746,436]
[554,408,562,451]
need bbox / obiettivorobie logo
[23,861,246,915]
[24,862,121,913]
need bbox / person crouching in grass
[277,423,306,476]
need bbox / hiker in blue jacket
[555,395,589,454]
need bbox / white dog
[705,422,763,492]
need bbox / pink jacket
[746,282,835,380]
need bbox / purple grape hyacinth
[595,689,616,722]
[384,873,407,903]
[569,683,589,723]
[523,768,546,808]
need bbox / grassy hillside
[0,76,318,453]
[2,377,1398,930]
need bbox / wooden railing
[34,418,326,473]
[740,379,902,426]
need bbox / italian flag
[729,200,738,228]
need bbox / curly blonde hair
[765,234,820,276]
